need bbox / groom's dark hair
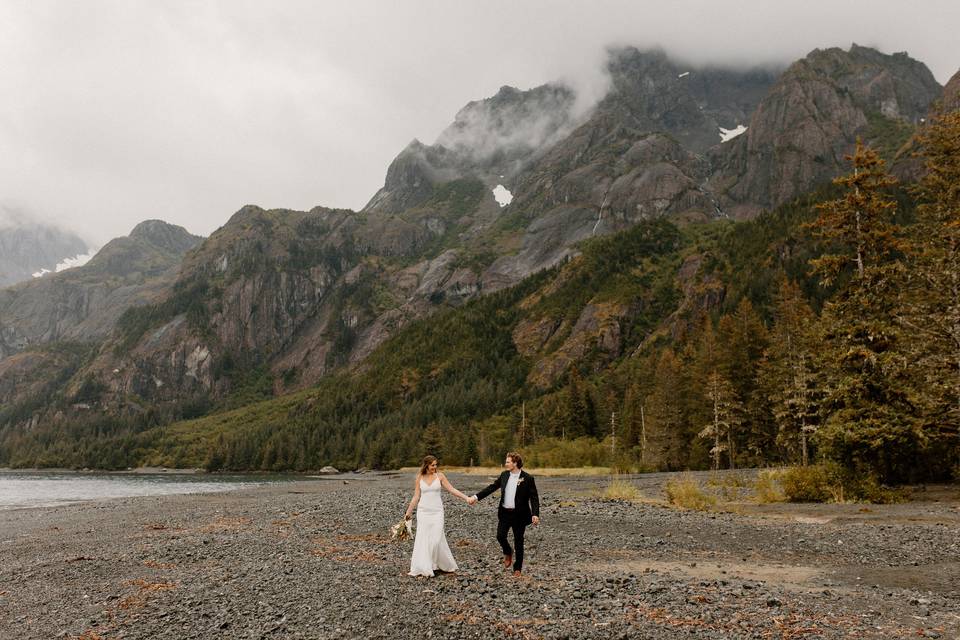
[506,452,523,468]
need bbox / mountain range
[0,208,94,288]
[0,44,954,469]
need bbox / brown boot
[503,554,512,568]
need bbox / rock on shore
[0,472,957,639]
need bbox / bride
[405,455,475,577]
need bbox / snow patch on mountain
[719,124,748,142]
[493,185,513,208]
[32,248,98,278]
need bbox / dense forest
[2,111,959,496]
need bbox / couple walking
[404,452,540,578]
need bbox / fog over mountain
[0,206,92,287]
[0,1,957,244]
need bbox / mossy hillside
[37,205,825,471]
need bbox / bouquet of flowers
[390,516,413,542]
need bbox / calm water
[0,471,291,510]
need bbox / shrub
[844,472,907,504]
[780,465,832,502]
[753,469,786,503]
[664,474,717,510]
[601,478,643,502]
[781,464,908,503]
[708,472,751,500]
[524,437,610,468]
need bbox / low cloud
[0,1,956,244]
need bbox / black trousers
[496,508,528,571]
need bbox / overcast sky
[1,1,957,245]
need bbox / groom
[471,452,540,576]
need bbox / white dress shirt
[503,470,522,508]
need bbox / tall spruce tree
[758,278,821,465]
[901,110,960,477]
[646,349,689,470]
[809,141,919,484]
[422,423,445,459]
[698,372,744,470]
[565,367,588,439]
[718,298,770,463]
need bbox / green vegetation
[393,178,488,265]
[779,465,834,502]
[864,111,915,163]
[428,178,486,217]
[114,278,215,353]
[2,114,960,498]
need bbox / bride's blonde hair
[418,455,438,476]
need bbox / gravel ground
[1,471,958,639]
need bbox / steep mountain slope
[0,208,90,287]
[0,45,944,463]
[709,45,941,217]
[0,196,827,470]
[943,69,960,112]
[0,221,202,416]
[0,220,202,359]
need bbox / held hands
[467,495,478,505]
[532,516,540,526]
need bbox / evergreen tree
[422,423,445,459]
[698,372,743,470]
[758,278,821,465]
[463,429,479,466]
[565,367,588,439]
[717,298,770,463]
[583,386,599,438]
[901,110,960,477]
[809,141,919,483]
[646,349,689,469]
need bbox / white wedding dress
[408,476,458,577]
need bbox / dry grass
[399,465,613,477]
[664,474,717,511]
[753,469,786,503]
[600,478,644,502]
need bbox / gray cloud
[0,0,956,245]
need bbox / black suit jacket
[476,470,540,525]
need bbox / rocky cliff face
[0,208,90,287]
[941,69,960,113]
[709,45,942,217]
[364,83,578,216]
[0,220,202,359]
[0,44,945,431]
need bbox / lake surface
[0,471,290,510]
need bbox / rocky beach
[1,471,958,639]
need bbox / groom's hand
[468,495,478,505]
[532,516,540,526]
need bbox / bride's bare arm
[405,475,421,519]
[439,473,471,503]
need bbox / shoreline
[1,472,958,639]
